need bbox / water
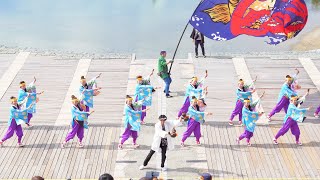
[0,0,319,58]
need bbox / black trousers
[195,40,205,56]
[143,145,167,168]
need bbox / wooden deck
[0,52,320,179]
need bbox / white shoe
[273,138,278,145]
[79,142,84,148]
[61,141,66,149]
[161,167,167,171]
[139,165,146,170]
[267,116,272,122]
[133,144,140,149]
[314,113,319,118]
[118,144,123,150]
[17,143,24,147]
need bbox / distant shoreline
[292,27,320,51]
[1,44,320,60]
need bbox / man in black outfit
[190,28,206,58]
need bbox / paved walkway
[0,52,320,179]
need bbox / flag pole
[169,0,203,74]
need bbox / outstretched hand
[150,69,154,76]
[253,75,258,83]
[260,91,265,99]
[205,70,208,78]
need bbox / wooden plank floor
[1,53,320,179]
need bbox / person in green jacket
[158,51,173,98]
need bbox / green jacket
[158,56,169,79]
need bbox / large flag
[189,0,308,44]
[135,85,153,106]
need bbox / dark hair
[158,114,167,120]
[244,98,250,101]
[286,75,291,78]
[10,96,16,100]
[31,176,44,180]
[160,50,166,55]
[126,95,132,99]
[80,76,85,79]
[200,173,212,180]
[136,75,142,79]
[191,96,197,100]
[20,81,25,84]
[71,95,77,99]
[98,173,114,180]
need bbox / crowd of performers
[0,64,316,155]
[0,74,102,148]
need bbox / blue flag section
[27,93,37,114]
[124,106,142,132]
[189,0,308,45]
[134,85,153,106]
[236,90,252,102]
[9,107,29,126]
[71,106,89,129]
[277,84,297,102]
[242,107,259,132]
[187,106,205,124]
[284,103,307,123]
[186,85,203,101]
[80,89,94,108]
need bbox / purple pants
[268,96,289,118]
[178,97,190,117]
[275,117,300,141]
[65,120,84,142]
[120,127,138,144]
[85,105,89,112]
[1,119,23,143]
[239,130,254,143]
[182,119,201,142]
[27,113,33,123]
[315,105,320,115]
[230,100,244,122]
[141,105,146,122]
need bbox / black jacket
[190,29,205,44]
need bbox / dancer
[61,95,94,148]
[139,115,181,171]
[236,98,264,146]
[178,70,208,117]
[18,77,44,126]
[79,74,102,112]
[0,96,34,147]
[118,95,149,149]
[267,75,297,121]
[135,70,159,124]
[273,96,310,145]
[181,96,212,146]
[229,78,256,125]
